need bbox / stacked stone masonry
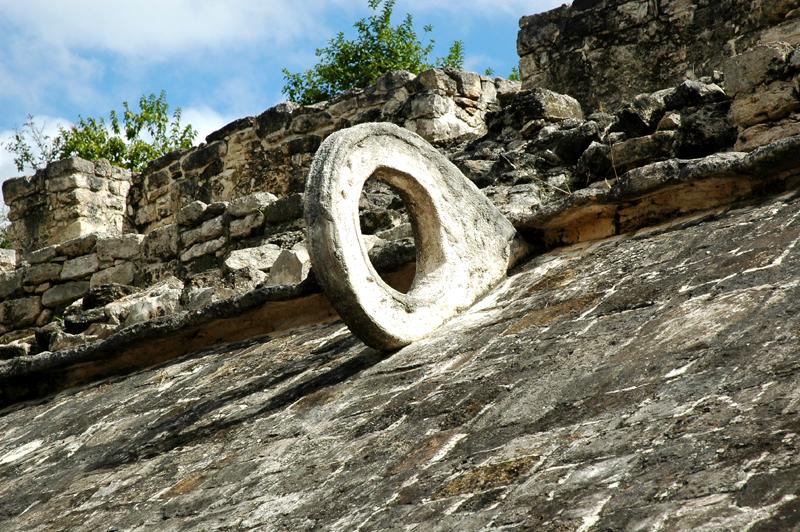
[518,0,800,112]
[1,38,799,372]
[1,158,131,253]
[128,69,518,234]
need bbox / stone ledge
[512,135,800,248]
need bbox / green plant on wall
[5,91,196,174]
[282,0,465,105]
[0,207,10,249]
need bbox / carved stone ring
[305,123,525,351]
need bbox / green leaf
[281,0,465,105]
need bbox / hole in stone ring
[358,167,444,295]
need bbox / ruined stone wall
[1,158,131,253]
[517,0,800,112]
[1,42,799,363]
[0,183,415,354]
[0,191,295,348]
[128,69,518,234]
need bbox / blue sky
[0,0,567,181]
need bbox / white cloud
[0,0,333,59]
[0,1,567,62]
[181,106,235,145]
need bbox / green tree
[5,91,196,173]
[436,40,464,70]
[508,66,520,82]
[0,207,10,250]
[282,0,465,105]
[4,115,64,174]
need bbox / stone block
[723,43,795,97]
[41,281,89,308]
[182,216,224,247]
[60,254,100,281]
[0,269,24,300]
[180,140,227,172]
[0,296,41,327]
[381,87,410,116]
[176,200,208,226]
[504,89,584,132]
[23,263,62,286]
[96,234,145,261]
[228,192,278,217]
[255,102,298,138]
[375,223,413,241]
[730,80,800,128]
[104,276,183,327]
[451,71,483,99]
[0,343,28,360]
[576,141,614,182]
[289,109,333,135]
[230,212,265,239]
[0,249,16,271]
[675,101,738,158]
[180,237,226,262]
[2,176,38,204]
[372,70,415,94]
[92,158,113,177]
[526,88,583,122]
[24,245,57,264]
[664,80,727,110]
[416,69,457,95]
[405,115,475,145]
[63,306,107,334]
[84,322,118,340]
[143,224,179,261]
[49,331,96,352]
[224,244,282,273]
[610,131,677,173]
[56,234,98,257]
[264,193,305,224]
[735,117,800,151]
[205,116,256,143]
[613,89,673,137]
[45,173,92,193]
[57,220,114,245]
[409,93,453,119]
[657,112,682,131]
[267,245,311,286]
[90,262,136,288]
[46,157,95,178]
[759,16,800,45]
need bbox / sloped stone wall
[517,0,800,112]
[128,69,519,234]
[1,158,131,253]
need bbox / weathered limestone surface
[1,158,131,252]
[0,189,798,530]
[518,0,800,111]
